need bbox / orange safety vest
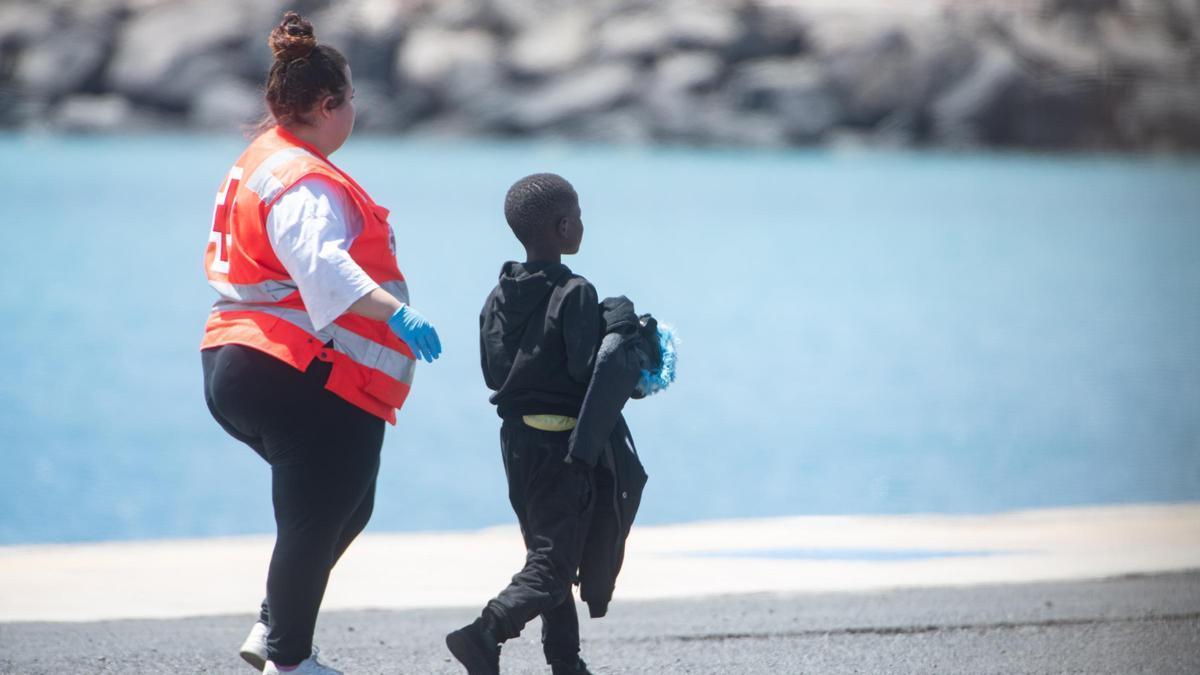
[201,126,415,424]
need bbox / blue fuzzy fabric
[635,323,679,397]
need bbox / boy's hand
[388,304,442,363]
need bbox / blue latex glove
[387,304,442,363]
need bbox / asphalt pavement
[1,571,1196,674]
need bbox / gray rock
[654,52,725,95]
[697,107,789,147]
[404,110,482,138]
[106,0,284,109]
[930,45,1023,146]
[348,0,417,40]
[1097,15,1190,78]
[397,27,499,89]
[1016,77,1116,149]
[423,0,580,33]
[914,31,982,102]
[349,80,435,132]
[16,21,113,98]
[999,15,1106,80]
[421,0,498,31]
[0,2,55,51]
[309,0,415,86]
[394,25,510,131]
[880,28,980,144]
[1163,0,1200,41]
[596,11,671,61]
[485,0,583,34]
[25,0,124,13]
[725,58,841,141]
[725,3,808,61]
[667,6,741,52]
[1043,0,1123,14]
[643,90,708,142]
[506,9,593,79]
[0,91,48,130]
[555,105,651,144]
[50,94,159,132]
[511,62,640,130]
[1117,80,1200,150]
[189,77,263,131]
[643,54,726,141]
[918,15,1113,151]
[597,6,741,61]
[823,27,925,128]
[0,0,1193,150]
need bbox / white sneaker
[239,621,321,671]
[262,655,343,675]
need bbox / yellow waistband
[522,414,578,432]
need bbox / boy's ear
[556,217,569,237]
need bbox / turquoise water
[1,134,1198,545]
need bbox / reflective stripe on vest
[245,147,314,205]
[208,278,408,314]
[211,301,416,386]
[207,268,406,309]
[208,278,299,304]
[380,279,409,306]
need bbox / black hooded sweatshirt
[480,261,601,419]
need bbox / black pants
[486,419,596,664]
[202,344,384,665]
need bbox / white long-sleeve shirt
[266,177,380,331]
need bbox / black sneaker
[549,657,594,675]
[445,619,501,675]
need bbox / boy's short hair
[504,173,578,246]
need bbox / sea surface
[1,134,1197,545]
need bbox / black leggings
[202,344,384,665]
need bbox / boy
[446,173,599,675]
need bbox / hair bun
[269,11,316,62]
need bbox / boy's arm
[563,281,602,384]
[479,311,499,391]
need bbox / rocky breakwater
[1,0,1198,151]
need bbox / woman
[200,12,440,675]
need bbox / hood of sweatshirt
[489,260,572,328]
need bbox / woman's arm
[349,287,441,363]
[266,177,441,361]
[348,287,403,321]
[267,178,379,331]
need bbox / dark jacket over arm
[571,296,659,618]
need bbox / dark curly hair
[504,173,580,246]
[264,11,349,128]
